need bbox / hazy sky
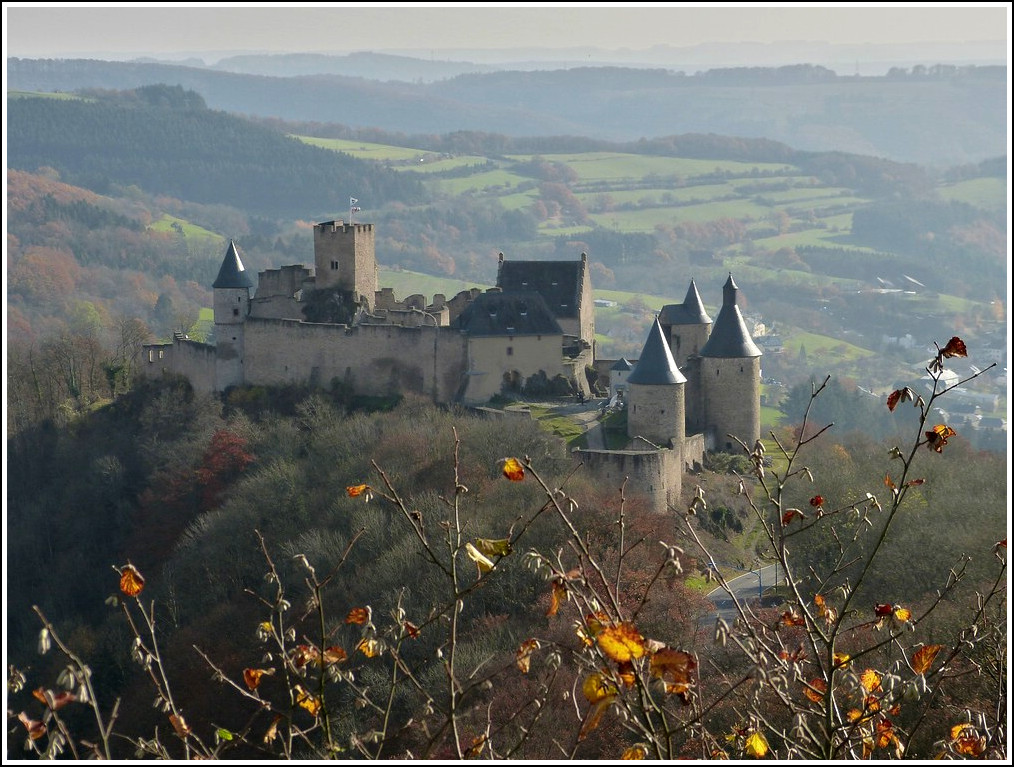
[5,3,1009,60]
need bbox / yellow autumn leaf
[502,457,524,481]
[860,669,882,692]
[294,685,321,717]
[322,646,348,665]
[597,622,646,662]
[582,671,617,704]
[345,483,371,497]
[356,637,383,658]
[464,542,495,574]
[547,580,567,617]
[621,744,648,759]
[474,537,512,557]
[893,606,912,623]
[832,652,851,668]
[119,564,145,597]
[744,731,769,758]
[516,638,540,674]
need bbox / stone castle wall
[574,447,682,514]
[242,317,468,403]
[141,338,217,392]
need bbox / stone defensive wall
[573,447,682,514]
[141,337,217,392]
[242,317,468,403]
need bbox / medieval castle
[143,219,761,512]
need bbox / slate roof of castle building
[699,274,762,358]
[212,240,255,289]
[452,291,563,337]
[610,357,633,372]
[497,258,584,320]
[658,279,712,326]
[627,317,686,385]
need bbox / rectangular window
[506,347,513,356]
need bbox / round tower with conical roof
[626,317,686,449]
[698,274,762,452]
[213,240,255,391]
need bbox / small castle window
[233,308,240,316]
[507,346,513,356]
[158,350,164,359]
[506,326,515,333]
[148,350,154,363]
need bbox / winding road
[706,562,781,622]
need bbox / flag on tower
[350,197,358,205]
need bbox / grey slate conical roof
[610,357,633,372]
[699,274,761,358]
[659,279,712,326]
[627,317,686,385]
[212,240,255,289]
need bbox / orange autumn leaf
[886,387,915,412]
[18,711,47,740]
[622,744,648,760]
[864,694,881,713]
[345,483,370,497]
[516,638,540,674]
[904,478,925,487]
[809,495,824,508]
[884,473,896,490]
[597,622,646,662]
[860,669,882,692]
[294,685,321,717]
[875,719,895,749]
[874,603,894,617]
[950,724,986,756]
[322,646,348,665]
[833,652,851,668]
[803,678,827,703]
[502,457,525,481]
[119,564,145,597]
[939,337,968,358]
[403,621,420,639]
[617,660,636,688]
[169,713,191,738]
[356,637,383,658]
[243,667,275,690]
[345,606,371,625]
[650,648,696,693]
[578,697,612,742]
[911,644,944,674]
[32,688,77,711]
[465,735,486,759]
[290,644,320,668]
[547,579,567,617]
[925,424,956,453]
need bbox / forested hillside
[6,85,424,218]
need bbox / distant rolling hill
[7,58,1006,167]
